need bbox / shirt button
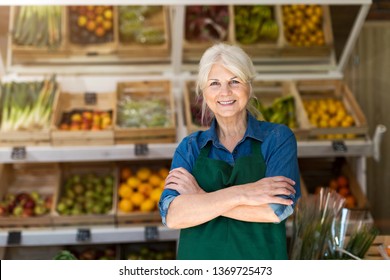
[233,150,237,154]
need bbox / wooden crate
[50,92,115,146]
[364,235,390,260]
[296,79,368,139]
[114,80,176,144]
[182,5,234,62]
[0,163,60,228]
[183,80,210,134]
[66,6,118,56]
[183,80,310,138]
[278,5,334,58]
[10,6,69,63]
[116,159,170,225]
[116,6,170,60]
[299,158,368,210]
[0,79,60,147]
[51,162,117,226]
[231,5,283,58]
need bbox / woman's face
[203,64,250,120]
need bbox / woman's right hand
[238,176,296,206]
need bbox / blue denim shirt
[159,112,301,226]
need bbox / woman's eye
[210,81,220,87]
[230,80,240,85]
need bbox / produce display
[0,191,53,218]
[56,173,114,216]
[67,246,116,260]
[13,6,62,49]
[303,97,355,139]
[68,6,114,44]
[282,4,326,46]
[0,75,58,132]
[126,245,175,260]
[189,95,212,128]
[234,6,279,44]
[58,109,112,131]
[118,6,165,45]
[314,175,357,208]
[185,6,229,42]
[251,95,297,129]
[117,166,167,213]
[117,98,171,128]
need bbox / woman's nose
[219,82,232,94]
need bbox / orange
[138,183,153,196]
[118,199,133,213]
[140,199,155,212]
[337,175,349,188]
[158,167,169,179]
[338,187,350,198]
[136,167,152,181]
[130,192,145,207]
[120,167,132,180]
[329,179,338,191]
[127,176,141,189]
[118,183,133,199]
[148,174,162,188]
[150,188,163,203]
[345,195,356,208]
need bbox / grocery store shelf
[0,143,178,163]
[0,225,180,247]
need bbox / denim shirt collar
[198,112,264,150]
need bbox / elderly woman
[159,43,301,260]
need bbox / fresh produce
[235,6,278,44]
[250,95,297,128]
[282,4,326,47]
[303,97,356,139]
[68,6,114,44]
[189,94,212,128]
[53,250,77,260]
[13,6,62,49]
[126,245,175,260]
[119,6,165,45]
[314,175,357,208]
[67,246,116,260]
[117,98,171,128]
[0,75,58,132]
[58,109,112,131]
[56,173,114,216]
[0,191,53,218]
[185,6,229,42]
[118,166,168,213]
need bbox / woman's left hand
[164,167,205,195]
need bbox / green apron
[177,140,288,260]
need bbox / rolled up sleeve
[158,189,180,226]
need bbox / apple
[23,198,36,210]
[45,196,53,210]
[0,203,9,216]
[13,205,23,216]
[22,208,34,217]
[30,191,40,202]
[34,205,47,216]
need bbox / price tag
[144,226,159,241]
[76,228,91,242]
[7,231,22,245]
[86,52,98,56]
[11,146,26,160]
[135,144,149,156]
[332,141,348,153]
[84,92,97,105]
